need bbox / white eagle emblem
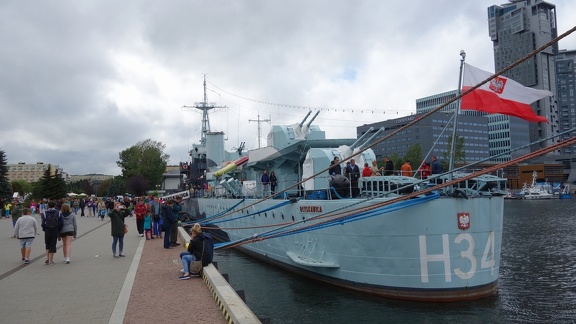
[489,77,507,94]
[458,212,470,230]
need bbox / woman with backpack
[42,201,63,265]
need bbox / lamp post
[448,50,466,176]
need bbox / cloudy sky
[1,0,575,176]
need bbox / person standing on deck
[260,170,270,197]
[401,160,412,177]
[383,156,394,176]
[431,155,443,175]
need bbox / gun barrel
[299,110,313,128]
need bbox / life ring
[182,164,188,170]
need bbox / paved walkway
[0,213,226,324]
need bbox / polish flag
[461,63,552,122]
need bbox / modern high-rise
[487,0,559,161]
[556,49,576,154]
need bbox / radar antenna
[249,112,271,148]
[182,74,227,145]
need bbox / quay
[0,213,260,324]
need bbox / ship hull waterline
[187,194,504,302]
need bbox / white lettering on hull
[419,232,496,283]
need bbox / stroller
[99,208,106,220]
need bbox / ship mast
[183,75,227,145]
[448,50,466,176]
[249,112,271,148]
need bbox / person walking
[86,199,94,217]
[14,208,38,264]
[11,200,24,238]
[134,199,147,237]
[59,203,77,264]
[42,201,63,265]
[144,212,153,240]
[109,202,128,258]
[97,199,106,220]
[79,198,86,217]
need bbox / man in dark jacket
[162,200,174,249]
[42,201,63,265]
[170,197,182,247]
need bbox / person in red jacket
[134,199,147,237]
[362,163,372,177]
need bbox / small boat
[504,189,524,199]
[518,171,556,200]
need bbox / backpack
[45,210,60,229]
[203,233,214,264]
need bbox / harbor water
[213,199,576,323]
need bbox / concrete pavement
[0,212,257,324]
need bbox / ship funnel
[357,127,385,150]
[299,110,313,128]
[349,127,374,150]
[306,110,321,128]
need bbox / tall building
[487,0,559,161]
[357,112,490,164]
[6,162,63,183]
[556,49,576,154]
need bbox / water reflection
[214,199,576,323]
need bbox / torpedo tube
[213,156,249,178]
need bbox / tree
[0,149,11,202]
[388,153,402,175]
[97,178,113,197]
[117,139,169,193]
[33,165,67,200]
[10,180,33,196]
[126,175,150,196]
[443,134,466,169]
[68,179,95,196]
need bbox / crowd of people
[329,154,444,179]
[7,194,214,281]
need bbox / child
[14,208,38,264]
[143,213,153,240]
[99,207,106,221]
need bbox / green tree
[0,149,11,202]
[388,153,402,175]
[97,178,113,197]
[10,180,33,196]
[443,134,466,169]
[68,179,95,196]
[117,139,169,192]
[33,165,67,200]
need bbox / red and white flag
[460,63,552,122]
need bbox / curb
[178,227,261,324]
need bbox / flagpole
[448,50,466,176]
